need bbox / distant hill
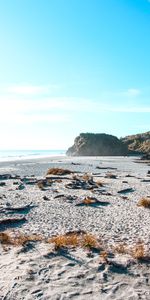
[66,131,150,156]
[121,131,150,154]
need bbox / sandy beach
[0,155,150,300]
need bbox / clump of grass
[48,233,79,250]
[137,197,150,208]
[0,232,43,247]
[132,243,145,260]
[46,168,72,176]
[82,197,98,205]
[0,232,13,245]
[99,251,108,263]
[48,232,99,251]
[82,173,93,182]
[114,243,128,254]
[81,233,98,249]
[15,234,43,246]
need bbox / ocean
[0,150,66,162]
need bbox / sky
[0,0,150,149]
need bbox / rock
[66,133,128,156]
[121,131,150,154]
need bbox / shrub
[82,197,98,205]
[81,233,98,249]
[132,243,145,260]
[46,168,72,176]
[137,197,150,208]
[48,233,79,250]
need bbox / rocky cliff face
[121,131,150,154]
[66,133,128,156]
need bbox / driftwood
[0,202,36,213]
[96,166,117,170]
[141,179,150,182]
[75,197,110,207]
[117,188,134,194]
[0,174,20,180]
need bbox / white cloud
[0,85,149,128]
[5,84,59,95]
[103,88,141,98]
[125,88,141,97]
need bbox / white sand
[0,156,150,299]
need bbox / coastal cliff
[66,133,128,156]
[66,131,150,156]
[121,131,150,155]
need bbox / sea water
[0,150,66,162]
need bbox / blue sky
[0,0,150,149]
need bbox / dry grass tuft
[0,232,43,247]
[15,234,43,246]
[81,233,98,249]
[82,173,93,182]
[46,168,72,176]
[48,233,79,250]
[0,232,13,245]
[82,197,97,205]
[132,243,145,260]
[137,197,150,208]
[99,251,108,263]
[114,243,128,254]
[48,232,99,251]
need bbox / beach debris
[0,174,20,180]
[46,168,73,176]
[13,181,20,185]
[43,195,50,201]
[0,182,6,187]
[96,166,117,170]
[105,173,117,179]
[54,194,77,202]
[66,174,104,190]
[37,179,52,190]
[121,196,129,200]
[75,196,110,207]
[0,216,27,226]
[54,194,65,199]
[21,177,38,185]
[141,179,150,182]
[0,202,36,213]
[17,184,25,190]
[137,197,150,208]
[65,181,92,190]
[117,188,134,194]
